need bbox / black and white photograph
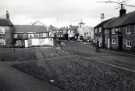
[0,0,135,91]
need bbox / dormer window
[0,27,6,34]
[125,26,131,34]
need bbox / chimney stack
[119,4,126,17]
[6,10,10,20]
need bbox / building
[0,11,54,48]
[78,21,94,41]
[94,8,135,51]
[0,11,14,47]
[94,19,113,48]
[14,25,53,47]
[68,25,78,40]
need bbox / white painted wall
[77,26,94,39]
[27,38,54,47]
[68,30,75,38]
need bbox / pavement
[0,63,63,91]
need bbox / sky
[0,0,135,27]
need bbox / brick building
[0,11,14,47]
[94,8,135,51]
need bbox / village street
[0,41,135,91]
[62,41,135,72]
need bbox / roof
[94,19,112,28]
[95,10,135,29]
[14,25,48,33]
[0,18,13,26]
[103,18,118,28]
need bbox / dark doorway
[118,32,123,50]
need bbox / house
[0,11,14,47]
[68,25,78,40]
[14,25,53,47]
[94,19,112,48]
[78,21,94,41]
[94,7,135,51]
[0,11,55,48]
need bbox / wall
[27,38,54,47]
[0,26,13,47]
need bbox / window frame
[126,40,132,48]
[125,25,131,34]
[112,39,117,44]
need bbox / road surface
[61,41,135,72]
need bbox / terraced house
[94,7,135,51]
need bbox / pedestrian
[96,40,100,52]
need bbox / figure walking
[96,40,100,52]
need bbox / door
[108,38,110,48]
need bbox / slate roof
[96,11,135,28]
[94,18,113,28]
[14,25,48,33]
[103,18,117,28]
[0,18,13,26]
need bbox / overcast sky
[0,0,135,27]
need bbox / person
[96,40,100,52]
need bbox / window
[105,29,109,34]
[112,39,117,44]
[112,28,115,34]
[99,27,102,33]
[14,34,18,38]
[39,33,43,38]
[28,33,34,38]
[23,33,28,39]
[115,28,119,32]
[126,40,132,48]
[34,33,39,38]
[0,38,6,45]
[125,26,131,34]
[94,29,97,33]
[0,27,6,34]
[42,33,48,37]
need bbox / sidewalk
[78,41,135,57]
[0,64,63,91]
[100,48,135,57]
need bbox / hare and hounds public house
[0,11,54,47]
[94,7,135,51]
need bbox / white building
[77,21,94,40]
